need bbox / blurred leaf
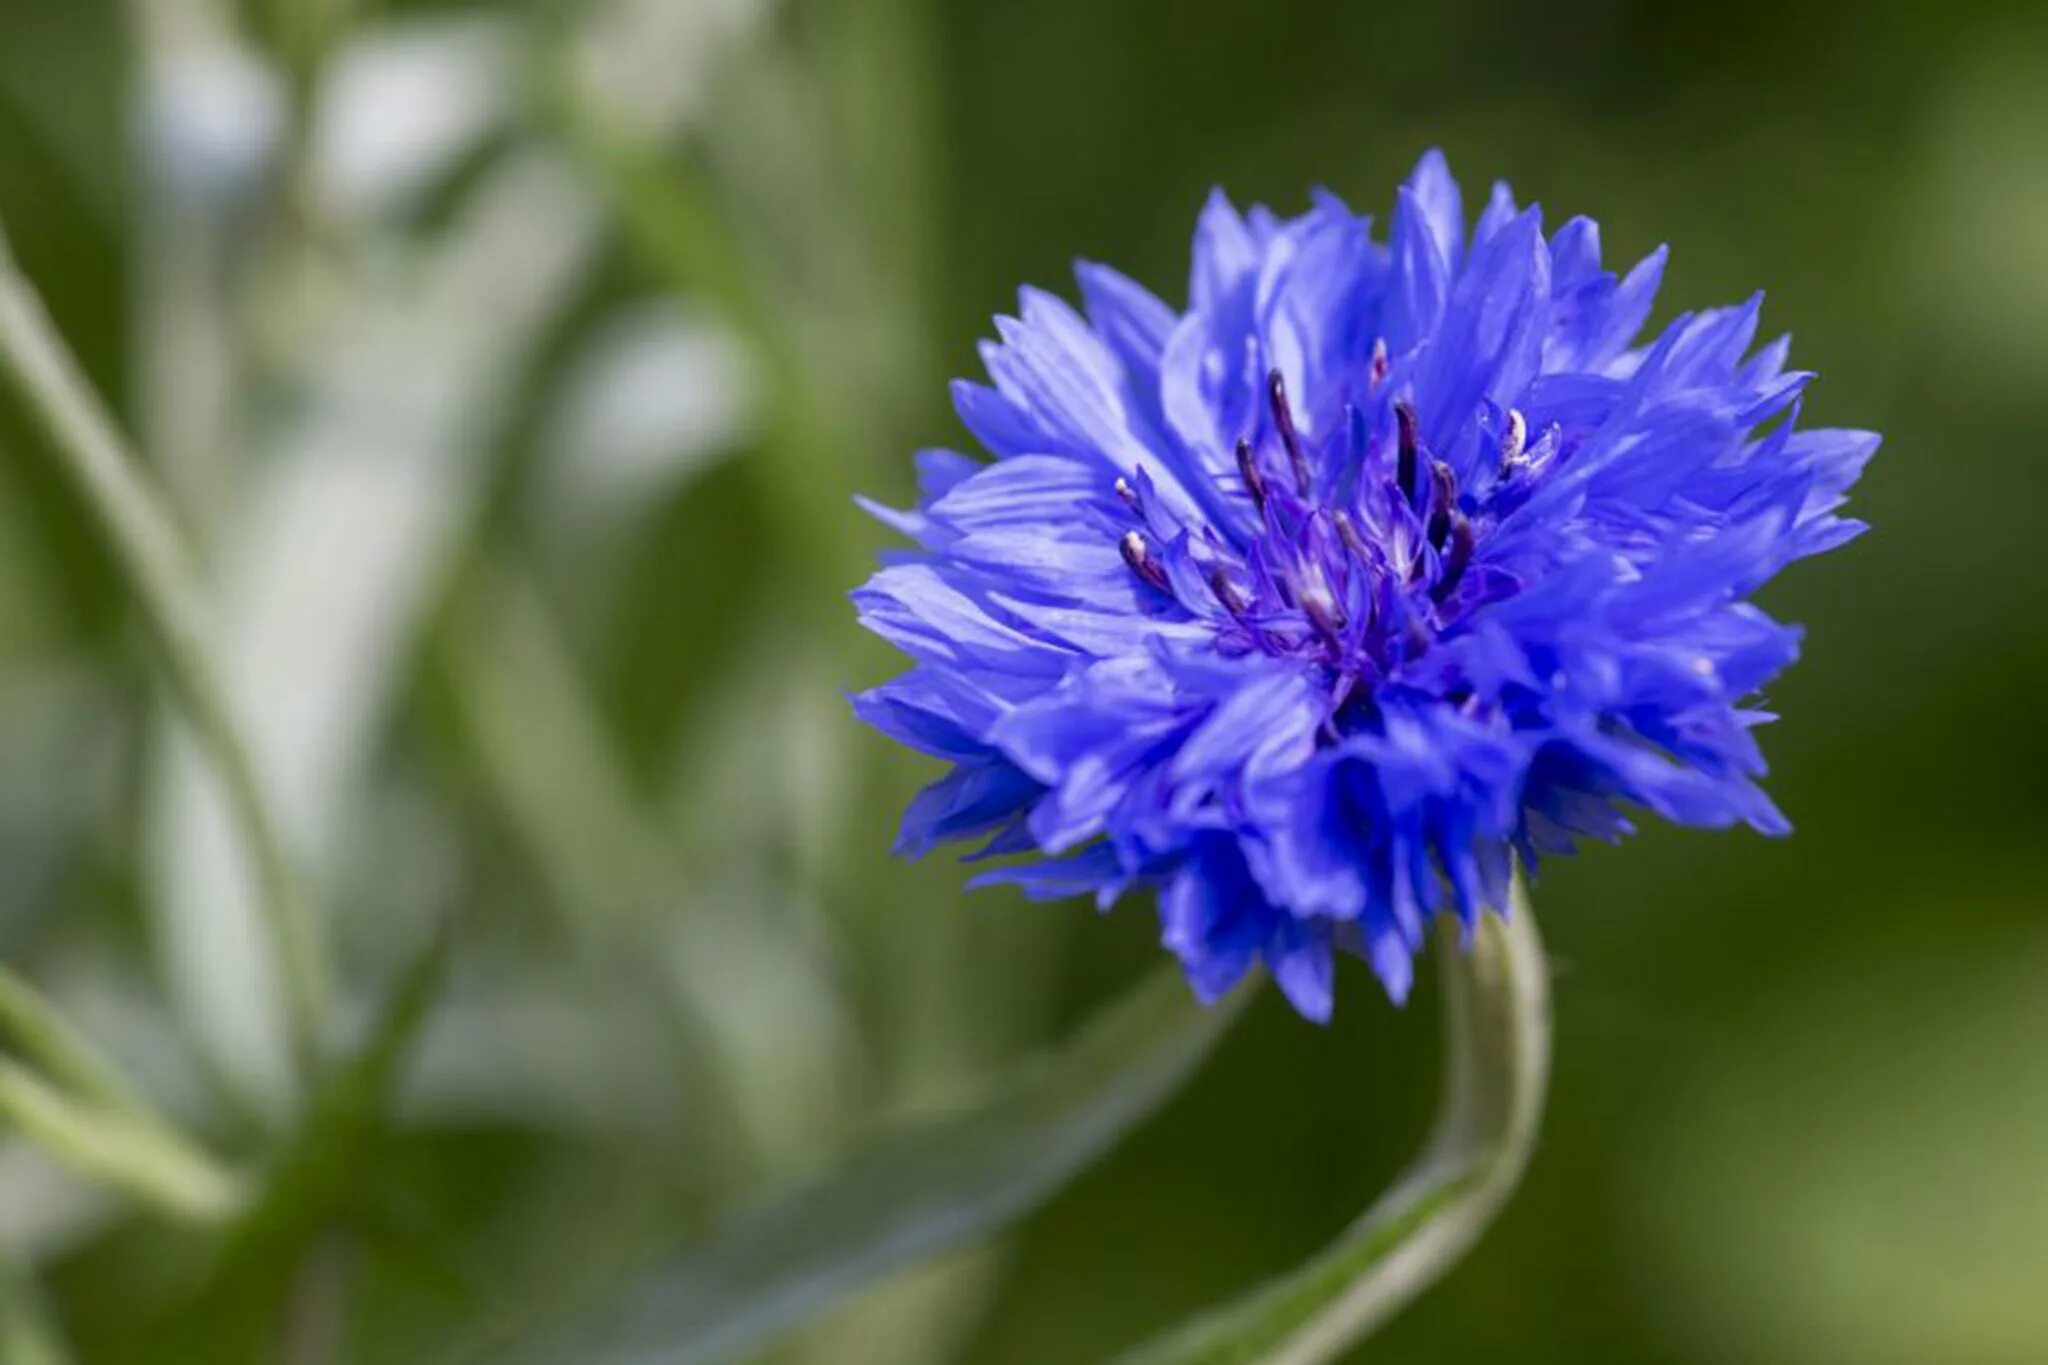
[0,217,330,1088]
[776,1245,1005,1365]
[0,1141,116,1257]
[309,15,517,224]
[564,0,770,142]
[0,1249,72,1365]
[545,75,863,595]
[483,966,1252,1365]
[144,147,599,1113]
[0,3,132,645]
[0,670,128,940]
[0,1060,239,1226]
[0,964,156,1121]
[435,563,675,928]
[0,1058,245,1225]
[135,13,286,231]
[144,920,451,1359]
[434,563,869,1176]
[531,300,753,549]
[0,0,126,234]
[808,0,943,402]
[132,11,284,526]
[1117,899,1549,1365]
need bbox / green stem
[0,222,328,1080]
[1120,890,1551,1363]
[0,963,157,1120]
[0,1059,248,1224]
[0,962,247,1224]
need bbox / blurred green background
[0,0,2044,1361]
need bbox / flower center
[1113,357,1546,704]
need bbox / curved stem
[0,963,249,1224]
[1120,886,1551,1363]
[0,964,157,1120]
[0,223,328,1080]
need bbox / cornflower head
[853,151,1874,1021]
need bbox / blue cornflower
[852,151,1874,1022]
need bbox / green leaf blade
[491,964,1250,1365]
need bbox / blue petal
[1415,206,1551,462]
[1404,149,1466,271]
[1383,187,1452,353]
[896,759,1043,858]
[1076,261,1176,378]
[1189,189,1259,315]
[970,842,1129,901]
[854,563,1076,679]
[1268,928,1335,1024]
[925,454,1106,530]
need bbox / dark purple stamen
[1235,437,1269,513]
[1208,567,1249,616]
[1190,370,1484,676]
[1114,475,1139,507]
[1426,461,1458,549]
[1368,338,1390,392]
[1403,620,1434,660]
[1432,517,1474,602]
[1332,508,1369,562]
[1120,530,1171,592]
[1300,582,1347,641]
[1395,401,1421,505]
[1267,369,1313,495]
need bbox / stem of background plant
[0,221,329,1083]
[0,1059,249,1225]
[0,963,248,1223]
[0,963,158,1121]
